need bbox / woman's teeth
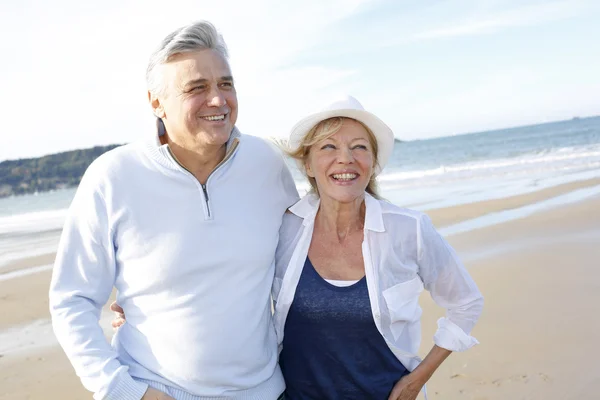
[332,173,357,181]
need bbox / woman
[113,96,483,400]
[272,96,483,400]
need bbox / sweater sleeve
[49,170,148,400]
[279,158,300,208]
[417,214,484,352]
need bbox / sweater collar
[146,126,241,171]
[151,125,241,152]
[289,192,385,232]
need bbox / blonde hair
[286,117,381,198]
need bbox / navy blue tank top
[280,258,408,399]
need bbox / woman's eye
[353,145,368,150]
[321,144,336,150]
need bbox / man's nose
[207,87,226,108]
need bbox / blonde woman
[272,96,483,400]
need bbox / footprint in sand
[538,373,551,382]
[490,372,552,387]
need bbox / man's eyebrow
[184,76,234,88]
[184,78,209,88]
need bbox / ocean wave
[379,144,600,185]
[0,208,68,235]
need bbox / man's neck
[161,134,228,184]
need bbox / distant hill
[0,145,122,198]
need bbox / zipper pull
[201,184,209,201]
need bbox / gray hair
[146,20,229,95]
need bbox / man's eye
[220,82,234,88]
[190,86,206,92]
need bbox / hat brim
[288,108,394,175]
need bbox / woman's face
[305,119,375,204]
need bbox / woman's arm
[386,214,484,400]
[417,214,484,352]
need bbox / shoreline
[425,176,600,227]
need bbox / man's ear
[148,91,165,119]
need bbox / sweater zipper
[166,138,239,219]
[201,184,209,204]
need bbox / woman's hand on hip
[388,372,424,400]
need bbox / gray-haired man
[50,21,298,400]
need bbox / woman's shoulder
[378,198,427,223]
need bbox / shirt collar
[289,191,385,232]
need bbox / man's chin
[197,126,233,146]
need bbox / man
[50,21,298,400]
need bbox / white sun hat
[288,95,395,175]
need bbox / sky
[1,0,599,161]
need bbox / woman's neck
[316,194,365,242]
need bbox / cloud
[414,0,588,39]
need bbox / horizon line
[2,114,599,163]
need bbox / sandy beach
[1,183,599,399]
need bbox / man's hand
[387,372,424,400]
[141,387,175,400]
[110,301,126,329]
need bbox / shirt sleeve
[274,153,300,305]
[417,214,484,352]
[49,169,148,400]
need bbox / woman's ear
[305,160,314,178]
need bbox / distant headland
[0,145,122,198]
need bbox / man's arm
[278,157,300,207]
[49,170,148,400]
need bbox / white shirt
[272,193,483,372]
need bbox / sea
[1,116,600,273]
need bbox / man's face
[154,49,238,148]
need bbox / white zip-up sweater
[49,128,299,400]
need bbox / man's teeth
[202,115,225,121]
[332,173,357,181]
